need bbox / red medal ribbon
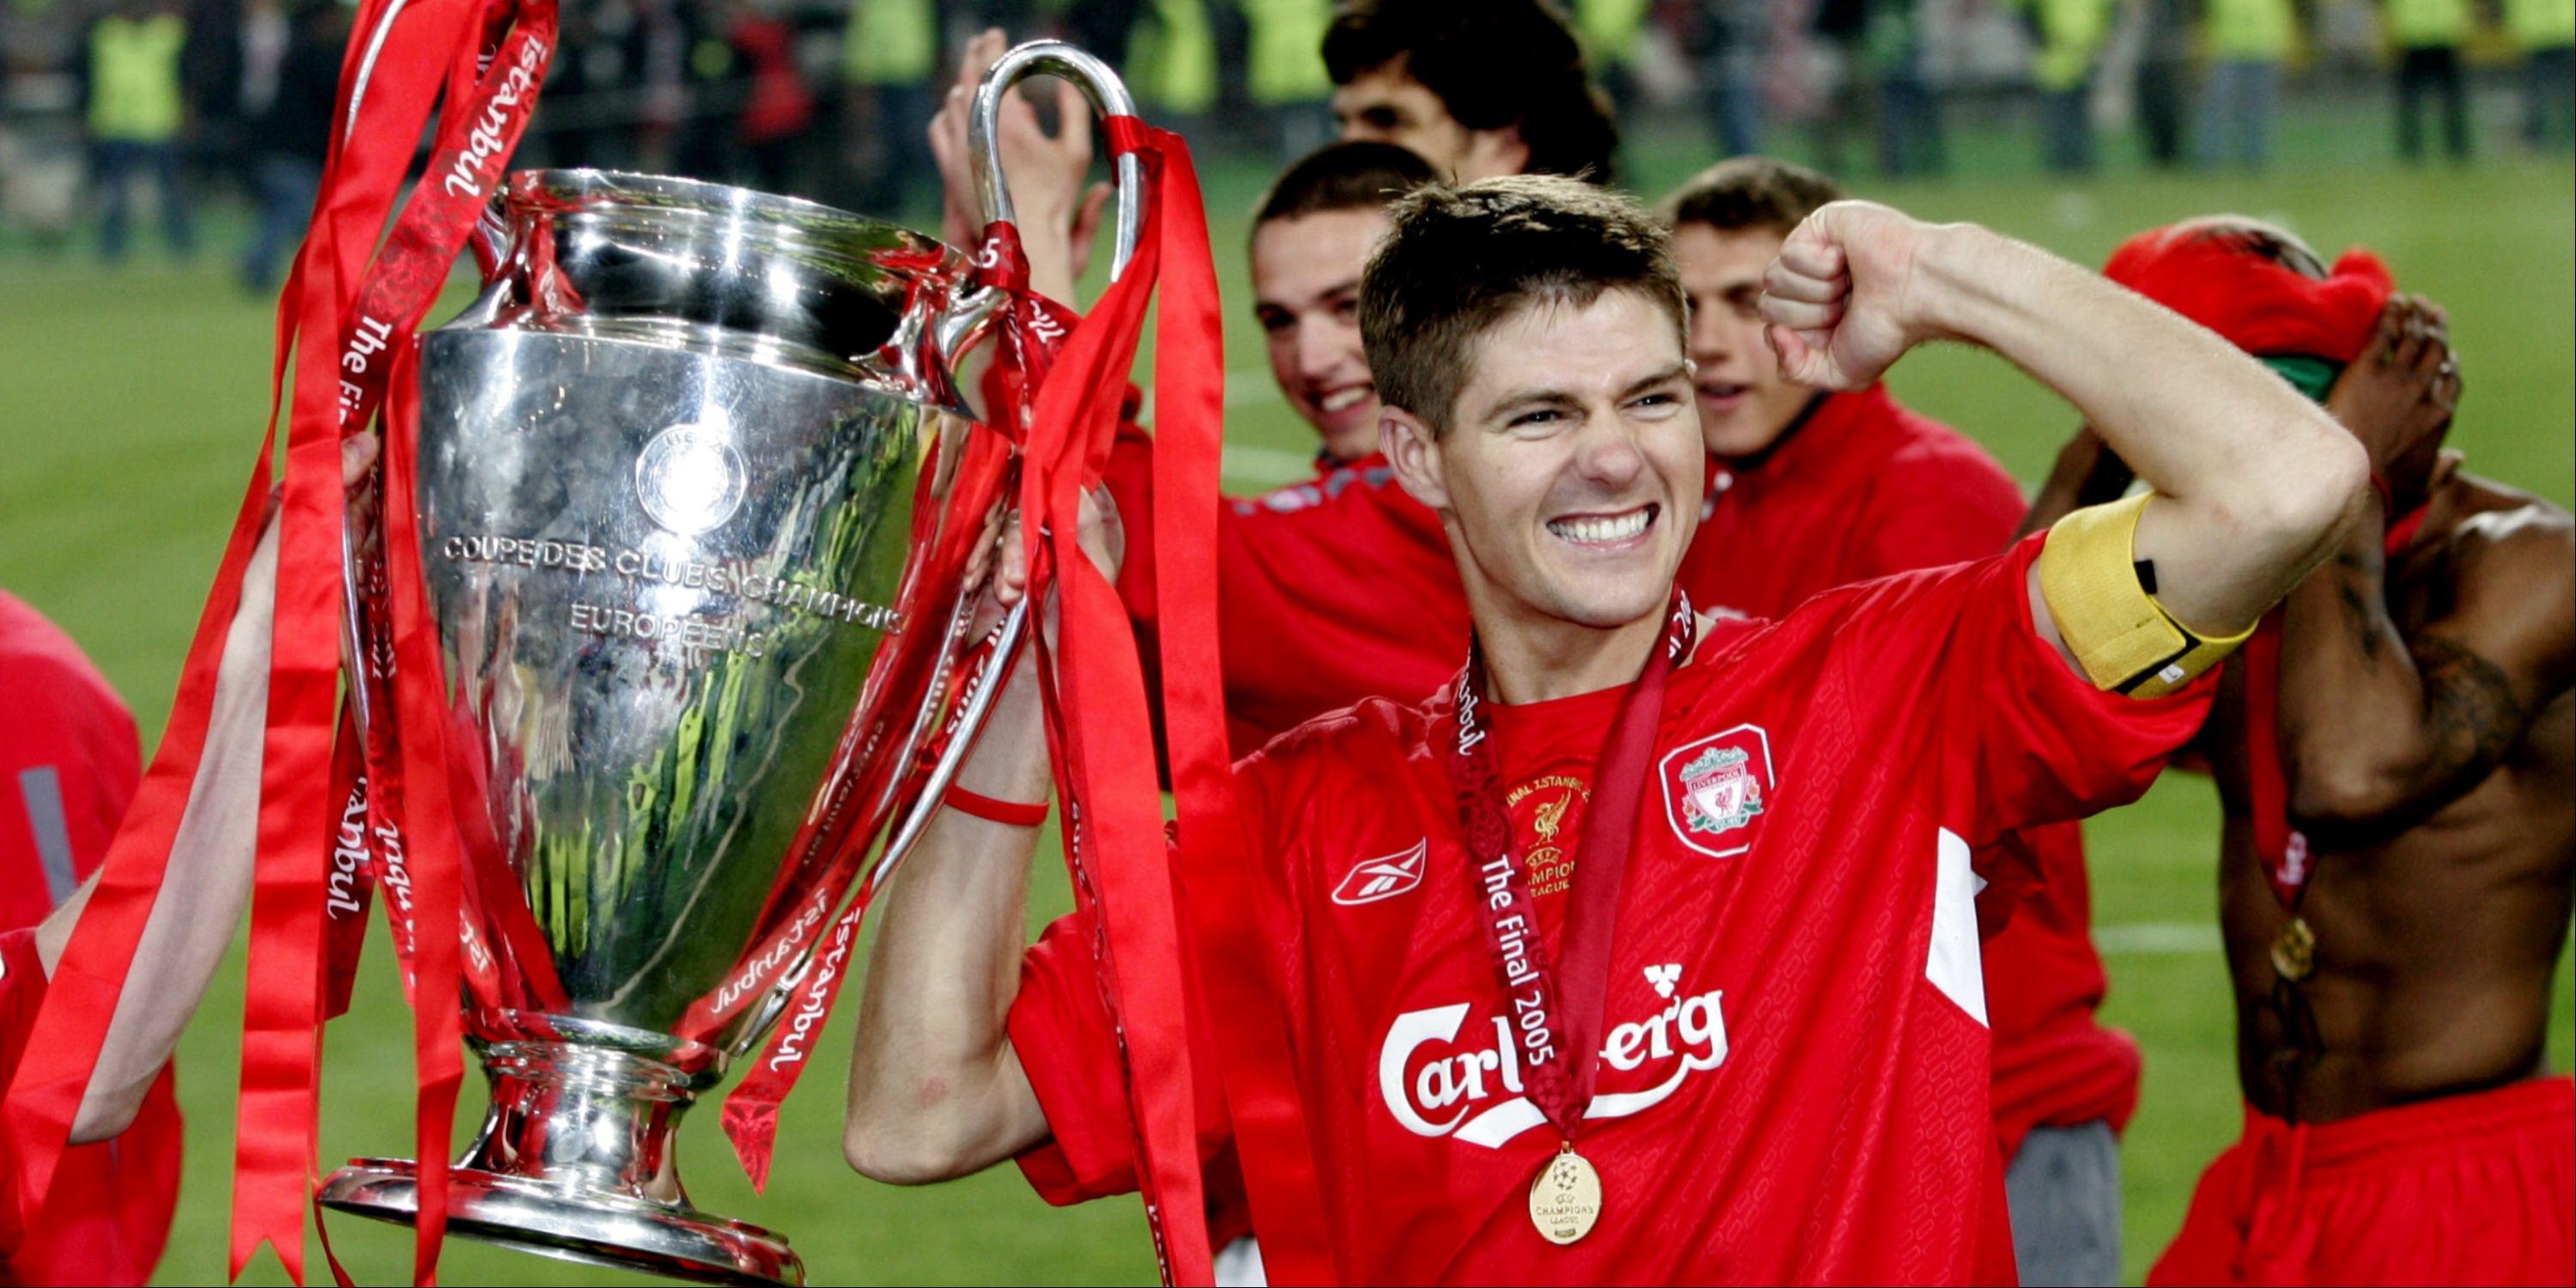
[2242,504,2429,909]
[1448,596,1695,1139]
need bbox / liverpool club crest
[1659,726,1776,859]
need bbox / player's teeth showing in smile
[1546,504,1656,546]
[1317,386,1370,412]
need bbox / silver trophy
[315,43,1141,1286]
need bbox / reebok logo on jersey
[1333,839,1429,906]
[1378,975,1728,1147]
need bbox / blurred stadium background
[0,0,2569,1284]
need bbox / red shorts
[2148,1076,2575,1287]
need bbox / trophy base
[318,1158,803,1286]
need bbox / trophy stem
[318,1042,803,1286]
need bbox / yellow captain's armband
[2038,491,2256,699]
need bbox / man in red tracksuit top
[0,592,181,1284]
[840,178,2366,1283]
[1661,157,2141,1285]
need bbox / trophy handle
[893,37,1130,861]
[873,598,1034,877]
[939,43,1144,394]
[969,39,1145,283]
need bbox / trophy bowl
[315,41,1144,1286]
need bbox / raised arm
[840,650,1055,1184]
[1761,203,2367,661]
[33,434,377,1142]
[842,493,1122,1184]
[855,31,1118,1160]
[2278,301,2576,841]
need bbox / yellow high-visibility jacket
[2386,0,2471,47]
[88,13,185,142]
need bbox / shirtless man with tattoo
[2030,217,2574,1285]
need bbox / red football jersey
[0,591,182,1285]
[0,592,139,929]
[1009,535,2213,1283]
[0,927,43,1266]
[1673,387,2139,1163]
[1103,427,1471,757]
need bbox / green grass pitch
[0,112,2567,1285]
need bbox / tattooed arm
[2279,499,2573,841]
[2277,302,2576,842]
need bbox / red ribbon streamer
[6,3,556,1283]
[319,711,376,1023]
[376,344,476,1287]
[1017,117,1212,1286]
[1143,135,1339,1285]
[240,8,522,1276]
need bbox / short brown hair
[1253,141,1439,229]
[2157,214,2330,280]
[1323,0,1620,184]
[1657,156,1845,238]
[1361,175,1684,433]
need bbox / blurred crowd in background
[1,0,2570,288]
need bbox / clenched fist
[1758,201,1951,392]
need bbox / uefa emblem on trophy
[312,42,1142,1285]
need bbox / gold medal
[1528,1145,1603,1245]
[2270,916,2316,981]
